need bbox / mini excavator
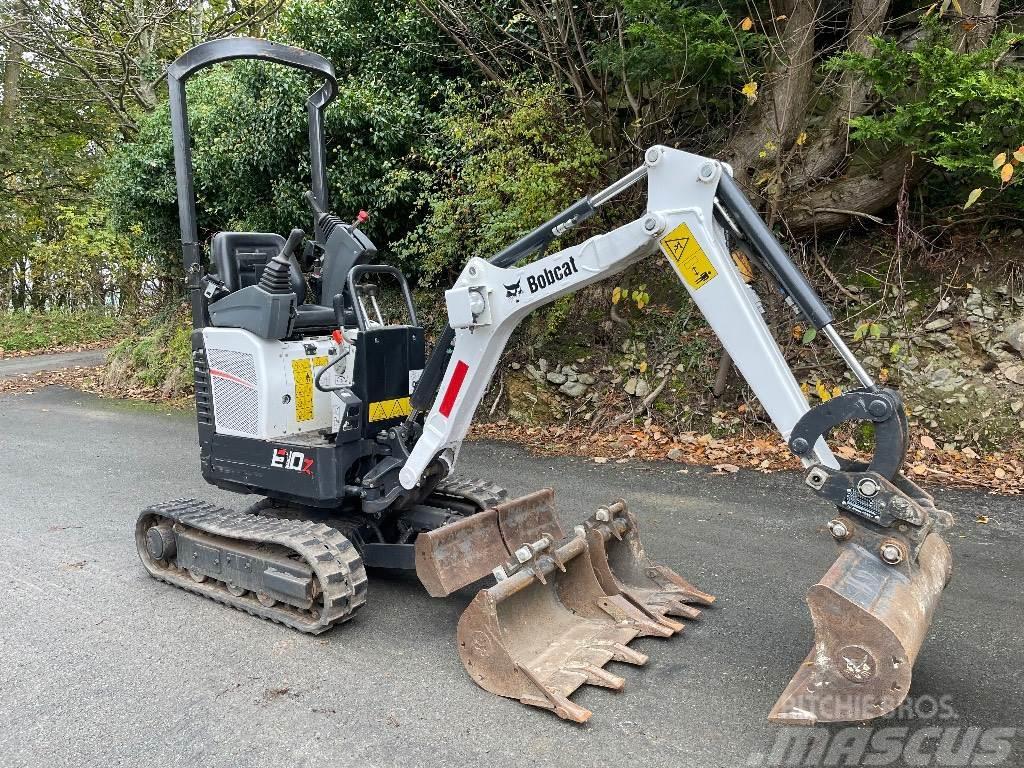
[136,38,954,724]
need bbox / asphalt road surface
[0,349,110,379]
[2,388,1021,768]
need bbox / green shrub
[391,82,608,285]
[839,22,1024,210]
[106,309,192,396]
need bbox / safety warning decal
[292,358,314,422]
[368,396,412,422]
[659,222,717,291]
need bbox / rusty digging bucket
[439,489,714,723]
[769,531,953,724]
[584,500,715,624]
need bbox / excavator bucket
[584,500,715,624]
[453,490,714,722]
[769,531,953,724]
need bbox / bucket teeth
[607,641,648,666]
[584,501,715,628]
[770,531,952,724]
[454,490,713,722]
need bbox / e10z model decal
[659,222,717,290]
[271,448,314,476]
[526,255,578,294]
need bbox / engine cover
[202,327,335,439]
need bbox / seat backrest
[211,232,307,304]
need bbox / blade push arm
[400,146,840,490]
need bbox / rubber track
[136,499,367,634]
[428,476,508,512]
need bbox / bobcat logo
[505,279,523,301]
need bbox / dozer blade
[585,500,715,625]
[457,531,657,723]
[415,489,566,597]
[769,531,952,724]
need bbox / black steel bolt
[791,437,809,454]
[868,399,889,419]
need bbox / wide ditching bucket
[769,531,952,724]
[450,489,714,722]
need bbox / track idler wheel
[769,531,952,724]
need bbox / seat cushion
[292,304,336,330]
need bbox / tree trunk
[2,29,24,129]
[724,0,818,191]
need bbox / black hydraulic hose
[410,325,455,412]
[716,174,834,330]
[410,197,596,414]
[489,197,596,268]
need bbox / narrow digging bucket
[585,500,715,625]
[769,531,953,724]
[457,532,654,723]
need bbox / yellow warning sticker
[292,358,314,422]
[367,396,412,423]
[312,355,328,367]
[659,222,717,291]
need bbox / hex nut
[857,477,880,497]
[828,519,852,541]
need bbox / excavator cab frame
[166,37,338,329]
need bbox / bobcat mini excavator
[137,37,954,725]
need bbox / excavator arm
[402,146,953,724]
[402,147,839,489]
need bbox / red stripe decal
[209,368,256,388]
[439,361,469,418]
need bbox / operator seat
[210,232,335,332]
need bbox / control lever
[279,228,305,261]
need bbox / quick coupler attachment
[454,490,715,723]
[771,468,954,724]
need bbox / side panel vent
[208,348,259,436]
[193,347,213,426]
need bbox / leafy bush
[105,309,192,396]
[840,22,1024,209]
[103,0,471,281]
[391,83,608,284]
